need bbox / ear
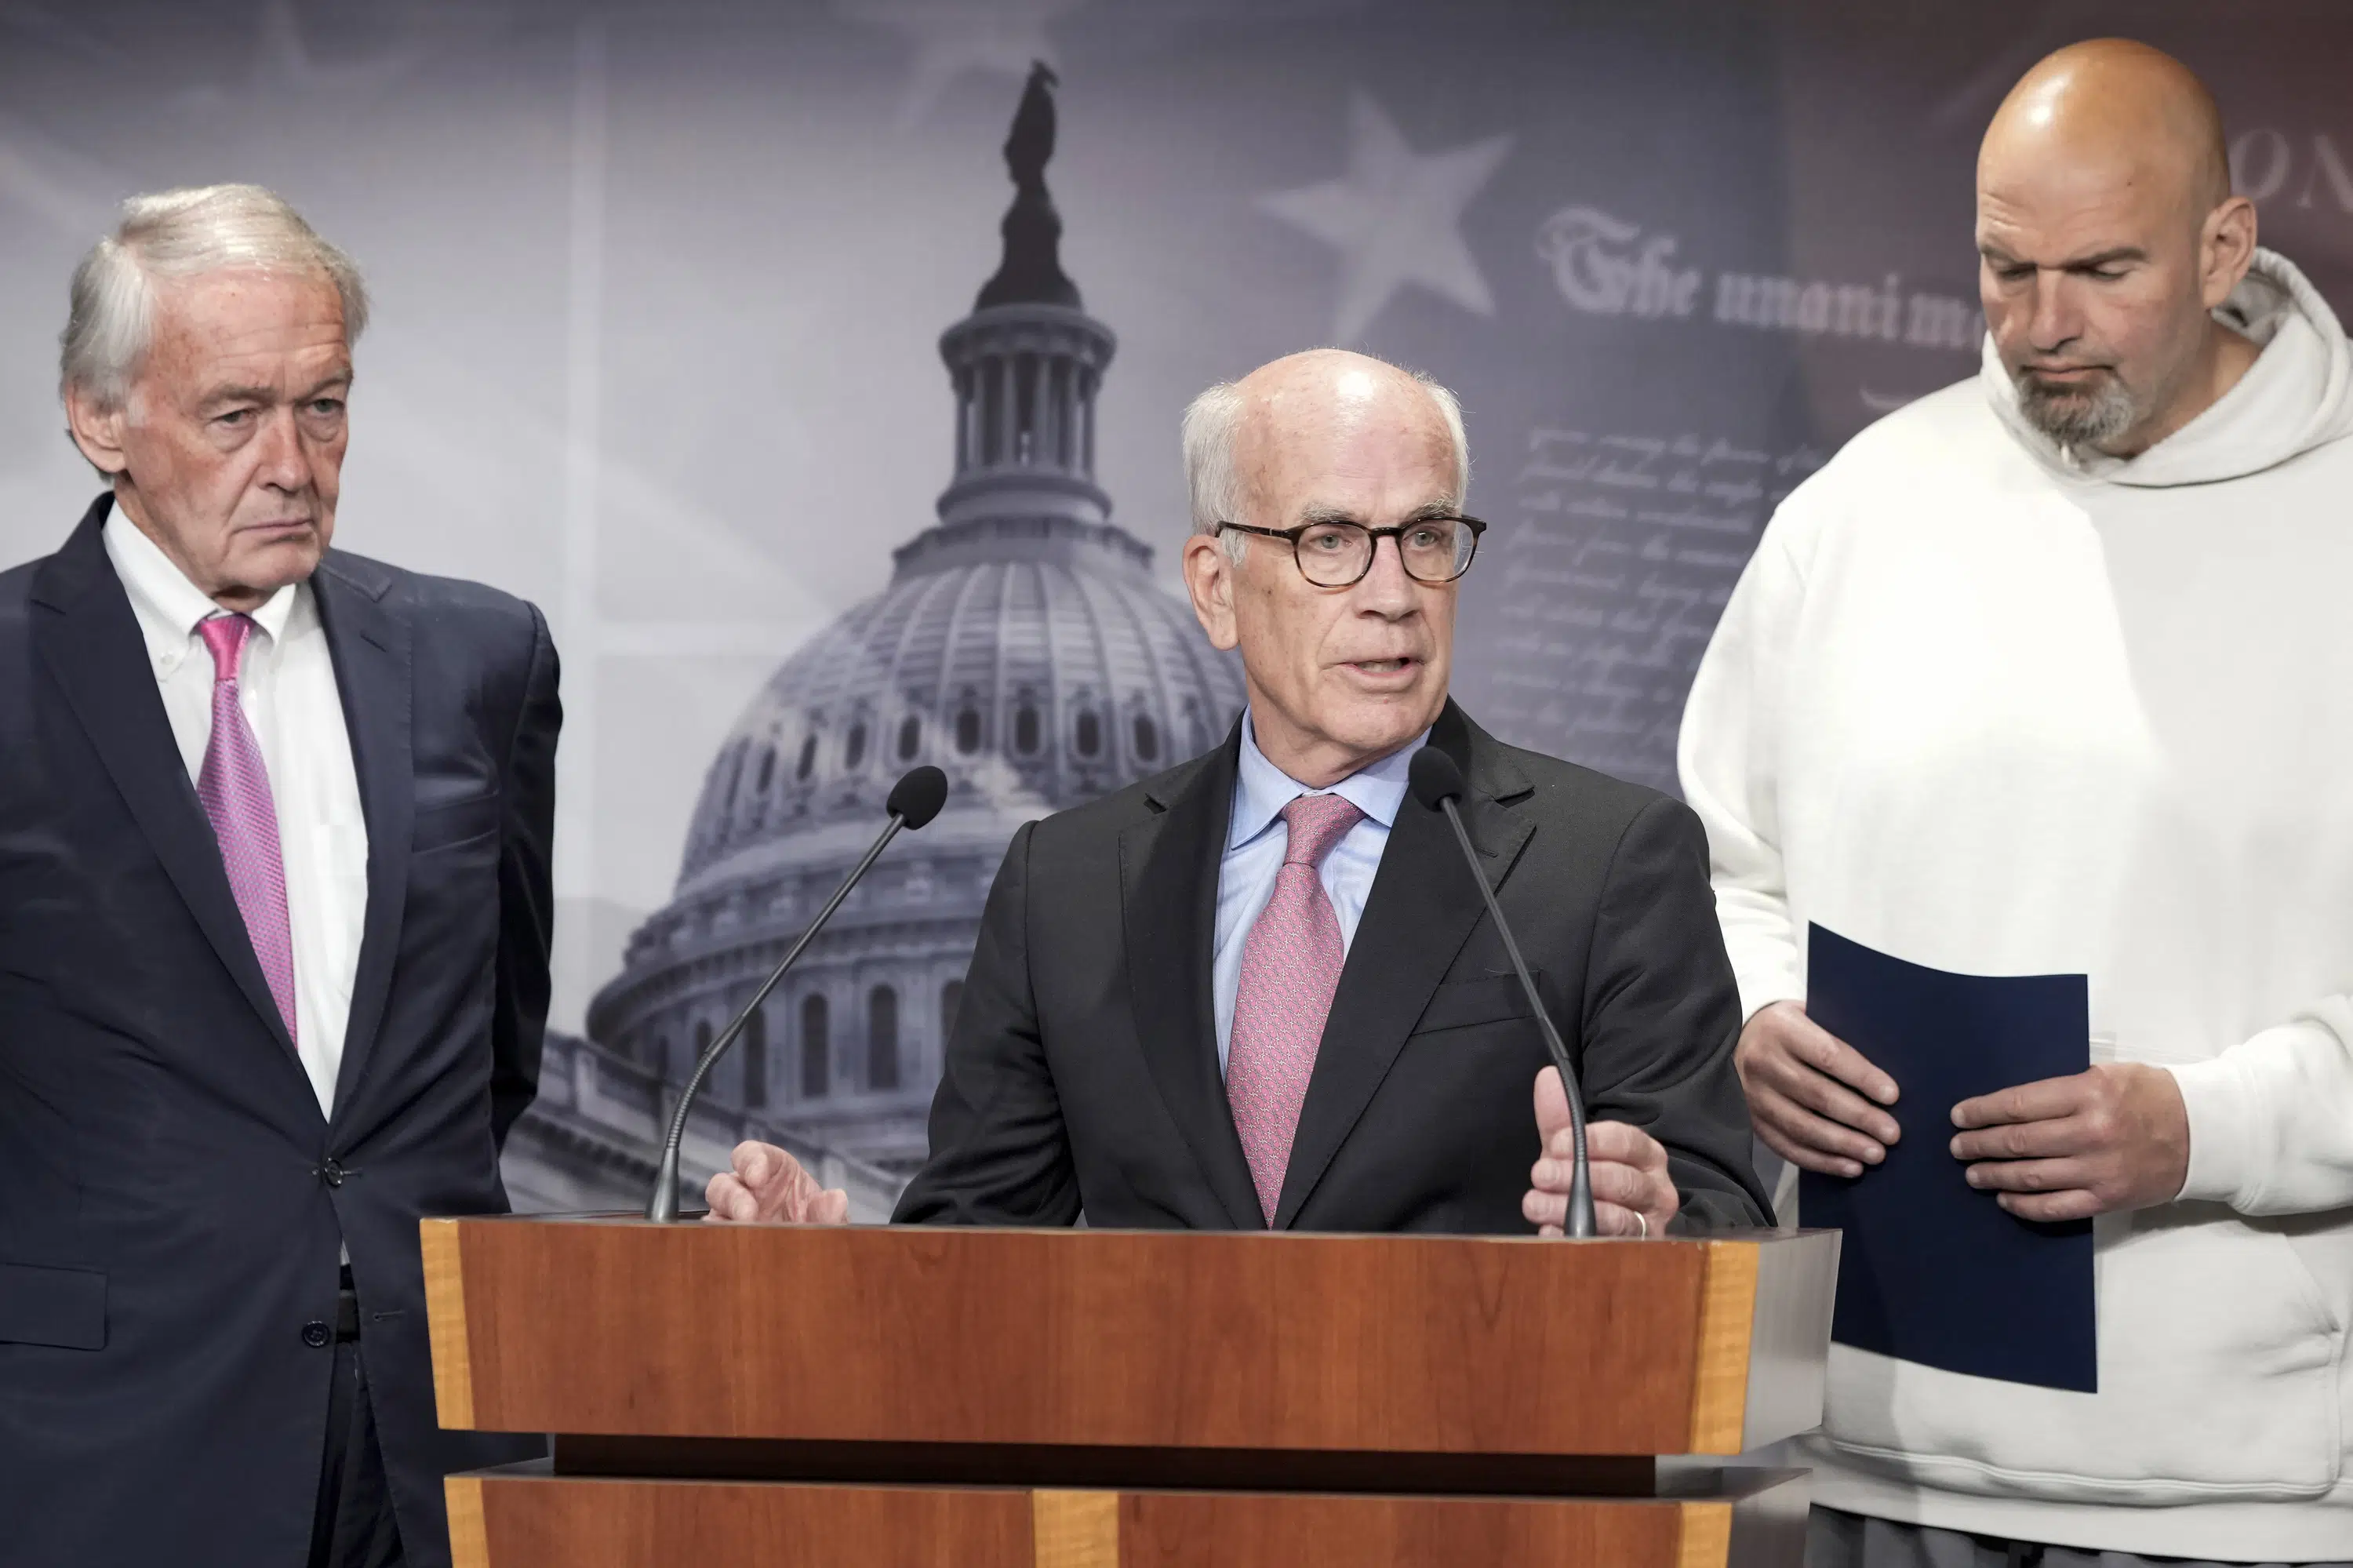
[1180,531,1241,653]
[2198,195,2260,311]
[63,385,131,477]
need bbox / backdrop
[5,0,2348,1212]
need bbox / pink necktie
[196,614,298,1043]
[1227,792,1365,1224]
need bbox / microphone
[1407,747,1598,1239]
[643,764,950,1222]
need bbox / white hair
[59,184,369,411]
[1182,354,1470,562]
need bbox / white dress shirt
[1210,710,1431,1072]
[104,513,369,1118]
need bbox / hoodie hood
[1982,246,2353,487]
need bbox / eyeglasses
[1216,515,1487,588]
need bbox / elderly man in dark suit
[0,185,558,1568]
[710,347,1766,1237]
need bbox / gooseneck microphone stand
[1407,747,1598,1239]
[643,766,949,1222]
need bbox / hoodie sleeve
[1676,508,1812,1024]
[2168,996,2353,1215]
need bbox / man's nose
[2027,271,2082,352]
[1351,534,1419,615]
[255,406,314,492]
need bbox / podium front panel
[424,1218,1834,1460]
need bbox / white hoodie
[1679,248,2353,1560]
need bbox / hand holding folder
[1740,1000,1904,1180]
[1948,1062,2192,1224]
[1793,925,2100,1392]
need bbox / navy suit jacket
[0,497,558,1568]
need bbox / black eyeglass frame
[1213,514,1488,587]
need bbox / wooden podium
[423,1217,1836,1566]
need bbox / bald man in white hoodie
[1680,39,2353,1568]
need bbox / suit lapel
[311,555,413,1125]
[31,499,304,1071]
[1272,703,1537,1229]
[1118,730,1264,1230]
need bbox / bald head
[1184,349,1466,537]
[1983,38,2231,220]
[1975,39,2258,457]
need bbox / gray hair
[60,184,369,410]
[1181,356,1470,562]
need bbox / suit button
[319,1159,345,1188]
[301,1320,331,1348]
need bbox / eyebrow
[196,373,353,413]
[1979,244,2148,272]
[197,384,275,412]
[1293,497,1463,526]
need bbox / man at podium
[711,349,1770,1239]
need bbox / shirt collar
[102,508,300,671]
[1227,708,1431,851]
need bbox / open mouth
[1346,657,1419,677]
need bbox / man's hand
[1736,1001,1901,1178]
[1948,1063,2188,1222]
[1523,1066,1678,1238]
[703,1141,851,1224]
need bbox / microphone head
[886,765,950,829]
[1407,745,1466,811]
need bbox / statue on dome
[1005,60,1057,195]
[976,60,1081,310]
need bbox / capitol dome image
[543,66,1244,1199]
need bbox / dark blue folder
[1798,924,2097,1392]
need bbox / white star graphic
[1259,91,1515,344]
[833,0,1088,131]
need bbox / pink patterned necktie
[195,614,298,1043]
[1227,792,1365,1224]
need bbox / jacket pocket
[1823,1208,2348,1502]
[0,1261,107,1350]
[1413,970,1544,1034]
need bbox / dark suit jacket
[896,700,1770,1233]
[0,497,559,1568]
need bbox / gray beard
[2013,369,2140,453]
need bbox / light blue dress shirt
[1211,710,1433,1074]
